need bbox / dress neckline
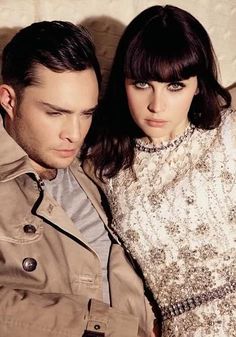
[135,124,195,153]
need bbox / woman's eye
[134,82,150,89]
[168,82,185,91]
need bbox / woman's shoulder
[220,107,236,129]
[221,107,235,121]
[219,107,236,148]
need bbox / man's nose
[61,118,81,143]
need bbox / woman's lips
[145,119,167,127]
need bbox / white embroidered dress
[105,109,236,337]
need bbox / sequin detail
[105,109,236,336]
[161,280,236,320]
[135,124,195,153]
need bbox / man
[0,21,154,337]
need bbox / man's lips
[56,148,77,151]
[54,148,78,157]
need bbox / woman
[83,5,235,336]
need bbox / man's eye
[81,111,94,119]
[134,82,149,89]
[47,111,62,116]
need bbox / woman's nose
[148,91,165,113]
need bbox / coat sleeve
[0,287,139,337]
[108,244,158,337]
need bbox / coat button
[22,258,37,272]
[23,224,36,234]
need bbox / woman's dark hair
[1,20,101,110]
[83,5,231,180]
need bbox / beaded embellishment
[135,124,195,153]
[161,280,236,320]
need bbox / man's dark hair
[1,20,101,108]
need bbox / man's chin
[54,158,76,169]
[43,156,76,170]
[29,156,77,178]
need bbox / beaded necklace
[135,124,195,153]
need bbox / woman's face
[125,76,198,144]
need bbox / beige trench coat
[0,118,155,337]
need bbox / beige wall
[0,0,235,91]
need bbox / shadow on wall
[0,27,21,81]
[80,16,125,95]
[228,82,236,108]
[0,17,125,93]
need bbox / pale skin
[0,65,99,179]
[125,76,198,337]
[125,76,198,145]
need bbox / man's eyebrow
[82,105,98,113]
[38,101,98,114]
[39,101,73,113]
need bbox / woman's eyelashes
[133,81,150,89]
[132,80,186,91]
[168,82,186,92]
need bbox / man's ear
[0,84,17,119]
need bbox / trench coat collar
[0,115,107,226]
[0,116,35,182]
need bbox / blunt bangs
[124,21,201,82]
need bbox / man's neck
[29,158,57,180]
[40,169,57,180]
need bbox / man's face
[7,65,99,176]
